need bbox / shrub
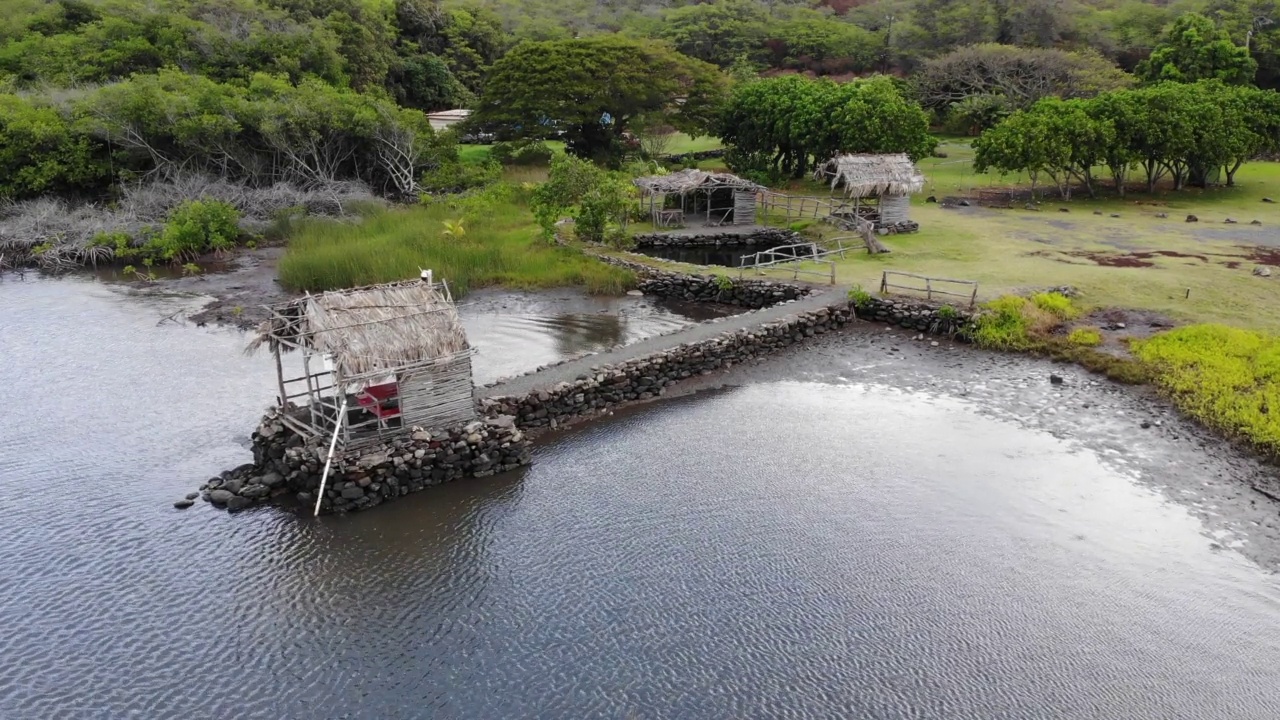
[713,274,733,291]
[1133,325,1280,455]
[155,199,240,261]
[491,140,554,167]
[1068,327,1103,346]
[848,285,872,307]
[1031,291,1080,319]
[421,159,501,193]
[937,304,958,320]
[969,296,1035,349]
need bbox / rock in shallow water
[173,499,194,509]
[225,495,252,511]
[208,489,234,505]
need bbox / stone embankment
[854,296,976,334]
[632,227,798,249]
[659,149,726,164]
[876,220,921,234]
[596,253,812,308]
[480,303,856,430]
[194,412,531,514]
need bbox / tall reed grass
[277,187,633,296]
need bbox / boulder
[226,495,252,511]
[1225,218,1238,224]
[1186,214,1199,223]
[1049,374,1065,385]
[208,489,234,505]
[341,486,364,500]
[173,499,195,509]
[1255,266,1273,277]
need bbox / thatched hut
[633,169,763,228]
[816,154,926,227]
[249,276,475,449]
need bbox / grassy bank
[277,184,633,296]
[941,291,1280,457]
[1134,325,1280,458]
[758,144,1280,333]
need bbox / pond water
[634,243,820,269]
[4,274,1280,718]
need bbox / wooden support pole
[313,399,348,517]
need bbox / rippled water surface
[4,275,1280,719]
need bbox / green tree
[473,37,726,167]
[1136,13,1257,85]
[718,75,935,178]
[0,93,107,199]
[657,0,768,68]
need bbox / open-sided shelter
[633,169,763,228]
[249,277,475,449]
[816,154,925,227]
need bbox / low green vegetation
[277,183,633,296]
[1067,327,1104,347]
[1134,325,1280,456]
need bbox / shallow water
[4,275,1280,718]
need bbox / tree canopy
[717,75,936,179]
[472,36,726,165]
[974,81,1280,198]
[1135,13,1257,85]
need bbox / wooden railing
[880,271,979,308]
[738,243,837,284]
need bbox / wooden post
[969,284,978,309]
[926,278,933,301]
[313,399,348,517]
[829,262,835,285]
[881,271,888,294]
[273,347,288,409]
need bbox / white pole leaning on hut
[313,399,348,517]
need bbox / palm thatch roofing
[818,154,926,198]
[248,279,470,380]
[633,169,762,195]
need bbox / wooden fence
[879,271,979,308]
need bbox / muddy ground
[150,245,291,329]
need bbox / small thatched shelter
[816,154,926,227]
[633,169,763,228]
[249,277,475,448]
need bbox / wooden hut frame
[633,169,763,228]
[248,278,475,449]
[815,154,926,227]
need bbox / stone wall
[633,227,798,248]
[853,296,975,335]
[480,302,855,429]
[195,413,531,514]
[595,253,812,308]
[659,150,726,163]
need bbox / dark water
[457,288,735,384]
[635,244,819,268]
[4,275,1280,718]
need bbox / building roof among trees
[250,280,470,380]
[819,154,926,198]
[632,168,763,194]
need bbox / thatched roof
[818,154,925,198]
[633,169,762,194]
[249,279,470,380]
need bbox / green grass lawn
[663,134,723,155]
[758,152,1280,333]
